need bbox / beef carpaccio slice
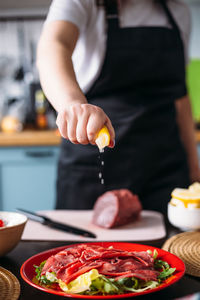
[41,244,159,284]
[92,189,142,228]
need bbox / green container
[187,59,200,122]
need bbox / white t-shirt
[46,0,190,93]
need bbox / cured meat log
[92,189,142,228]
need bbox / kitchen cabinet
[0,142,199,212]
[0,146,60,211]
[0,0,51,18]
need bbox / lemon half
[172,187,200,201]
[171,183,200,208]
[58,269,100,294]
[95,126,110,151]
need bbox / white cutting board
[22,210,166,242]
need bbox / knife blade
[17,208,96,239]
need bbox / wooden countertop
[0,129,199,147]
[196,130,200,143]
[0,129,61,147]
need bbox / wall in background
[188,2,200,58]
[185,2,200,122]
[0,20,43,114]
[0,20,43,75]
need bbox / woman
[37,0,200,213]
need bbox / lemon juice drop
[95,126,110,186]
[98,151,105,185]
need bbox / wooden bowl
[0,212,27,256]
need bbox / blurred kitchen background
[0,0,199,212]
[0,0,55,130]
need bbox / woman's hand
[56,103,115,148]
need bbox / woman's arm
[175,95,200,182]
[36,20,115,146]
[37,20,85,111]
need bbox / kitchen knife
[17,208,96,239]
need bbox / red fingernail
[109,139,115,148]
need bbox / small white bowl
[168,203,200,230]
[0,211,27,256]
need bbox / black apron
[56,0,190,213]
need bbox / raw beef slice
[92,189,142,228]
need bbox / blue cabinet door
[0,146,60,211]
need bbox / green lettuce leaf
[154,258,176,281]
[90,275,120,295]
[34,260,53,285]
[158,268,176,280]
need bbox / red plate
[20,242,185,299]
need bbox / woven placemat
[0,267,20,300]
[162,231,200,277]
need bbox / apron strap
[159,0,181,35]
[96,0,119,28]
[96,0,181,35]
